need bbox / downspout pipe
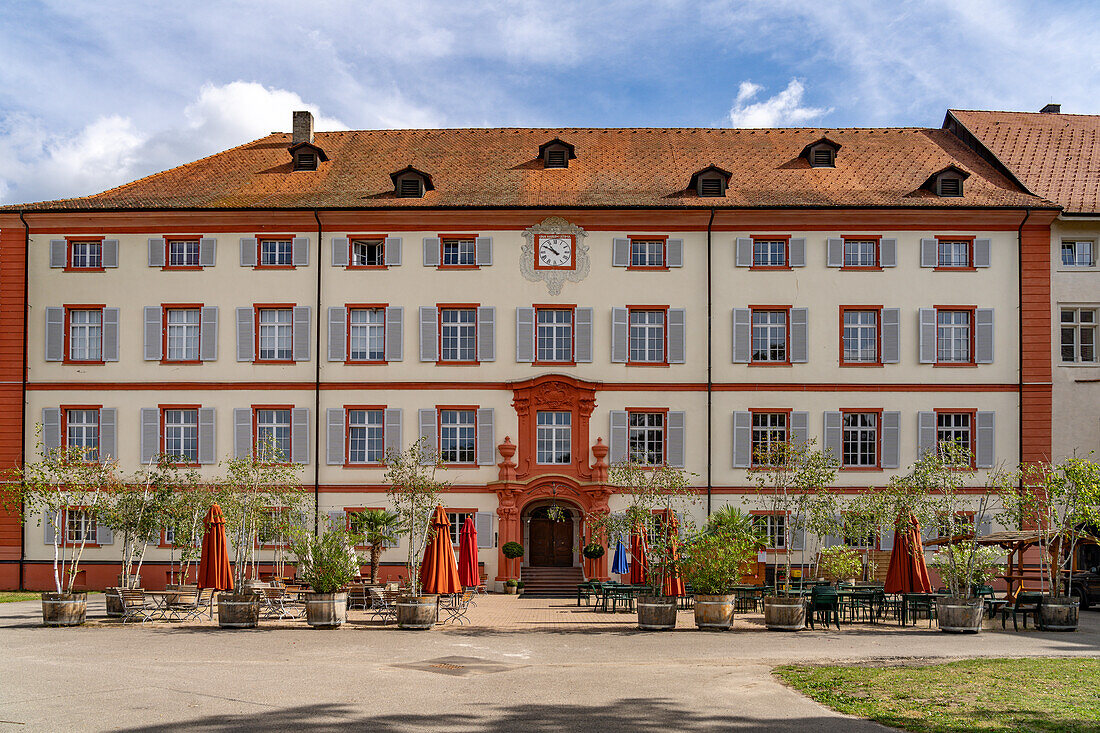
[313,210,323,534]
[18,212,29,590]
[706,208,715,516]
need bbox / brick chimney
[292,110,314,144]
[1040,103,1061,114]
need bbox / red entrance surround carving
[511,373,599,480]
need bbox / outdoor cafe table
[899,592,946,626]
[600,584,650,612]
[141,590,182,621]
[836,588,881,623]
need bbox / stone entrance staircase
[520,566,585,598]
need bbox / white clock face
[538,236,572,267]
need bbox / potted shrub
[291,524,361,628]
[502,541,524,561]
[504,579,519,595]
[679,529,757,630]
[928,545,1003,631]
[582,543,605,560]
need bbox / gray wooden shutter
[917,411,936,457]
[918,308,937,363]
[198,407,216,465]
[43,511,57,545]
[732,411,751,468]
[790,524,805,552]
[328,307,346,362]
[148,237,165,267]
[667,308,686,364]
[422,237,440,267]
[975,515,992,537]
[291,408,310,464]
[239,237,257,267]
[384,408,402,458]
[790,411,808,447]
[732,308,751,363]
[45,307,64,361]
[611,307,628,363]
[326,408,345,465]
[99,408,117,463]
[292,237,309,267]
[976,412,995,468]
[200,307,218,361]
[477,307,495,362]
[140,407,159,464]
[49,240,66,268]
[515,307,535,362]
[331,237,348,267]
[826,238,843,267]
[575,307,593,363]
[292,306,311,361]
[790,308,808,363]
[667,411,686,468]
[418,409,437,464]
[611,238,629,267]
[42,408,62,451]
[475,512,493,548]
[881,411,900,468]
[789,237,806,267]
[102,308,120,362]
[880,525,895,552]
[233,408,252,459]
[96,522,114,546]
[920,238,937,268]
[199,237,216,267]
[236,307,254,362]
[476,408,495,465]
[419,307,438,361]
[384,237,402,266]
[735,238,752,267]
[823,411,842,464]
[881,308,900,364]
[823,515,843,549]
[667,238,684,267]
[327,511,346,532]
[385,307,403,362]
[102,239,119,268]
[143,306,162,361]
[880,238,897,267]
[475,237,493,266]
[974,238,991,268]
[609,411,628,463]
[975,309,994,363]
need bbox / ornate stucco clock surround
[520,217,590,295]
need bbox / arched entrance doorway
[527,506,575,567]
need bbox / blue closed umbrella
[611,537,628,576]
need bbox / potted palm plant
[354,508,400,584]
[291,523,361,628]
[679,528,757,629]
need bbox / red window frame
[748,305,792,366]
[624,235,669,271]
[343,404,387,467]
[533,303,576,366]
[346,234,389,270]
[161,235,203,271]
[254,234,297,270]
[444,507,479,546]
[253,303,296,364]
[534,233,577,271]
[252,404,294,466]
[840,235,882,271]
[58,505,100,548]
[437,233,481,270]
[343,506,389,550]
[256,506,292,549]
[933,305,978,367]
[838,305,884,367]
[838,407,884,471]
[437,303,480,366]
[62,304,106,365]
[625,407,670,467]
[64,236,105,272]
[839,510,881,548]
[748,408,793,468]
[749,510,790,552]
[436,404,479,468]
[59,404,102,463]
[749,235,791,271]
[161,303,203,365]
[159,403,201,467]
[626,305,670,366]
[932,407,978,470]
[345,303,388,365]
[934,236,976,272]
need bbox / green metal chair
[806,585,841,630]
[1001,591,1043,630]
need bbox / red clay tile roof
[7,127,1051,211]
[948,110,1100,214]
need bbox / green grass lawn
[0,592,40,603]
[776,658,1100,733]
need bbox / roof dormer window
[538,138,576,169]
[938,177,962,196]
[399,178,422,197]
[288,141,327,172]
[801,137,841,168]
[924,166,969,198]
[689,165,731,198]
[390,166,434,198]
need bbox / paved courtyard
[1,595,1097,732]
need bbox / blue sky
[1,0,1098,204]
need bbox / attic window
[938,177,962,197]
[294,152,317,171]
[389,166,434,199]
[699,177,724,197]
[538,138,576,169]
[811,147,834,167]
[399,178,424,198]
[546,149,567,168]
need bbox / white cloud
[728,79,830,127]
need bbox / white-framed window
[257,508,290,546]
[1061,308,1097,363]
[536,309,573,362]
[842,310,878,363]
[753,514,786,549]
[937,239,970,268]
[751,309,787,362]
[440,308,476,362]
[65,508,96,544]
[348,308,385,362]
[843,239,877,267]
[936,310,971,363]
[348,409,384,464]
[70,240,102,269]
[441,238,476,267]
[447,511,475,545]
[628,309,665,363]
[536,411,571,465]
[258,308,293,361]
[842,516,877,548]
[751,412,787,466]
[936,412,972,463]
[164,408,198,462]
[630,239,665,267]
[752,239,786,267]
[842,412,878,468]
[1061,241,1095,268]
[439,409,476,464]
[628,411,664,465]
[256,409,291,461]
[259,239,293,266]
[66,409,99,460]
[165,308,200,361]
[68,309,102,362]
[167,239,200,267]
[352,239,384,267]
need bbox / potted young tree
[679,528,757,629]
[815,546,863,585]
[163,471,213,588]
[353,508,400,584]
[290,522,361,628]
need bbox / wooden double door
[528,507,574,567]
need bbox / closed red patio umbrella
[662,512,685,597]
[197,504,233,591]
[629,525,648,586]
[457,516,479,589]
[419,506,463,595]
[884,513,933,594]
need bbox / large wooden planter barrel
[693,594,735,630]
[637,596,677,630]
[217,592,261,628]
[41,592,87,626]
[117,573,141,589]
[397,595,438,629]
[1040,598,1079,631]
[105,588,123,617]
[763,596,806,631]
[305,592,348,629]
[936,597,984,633]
